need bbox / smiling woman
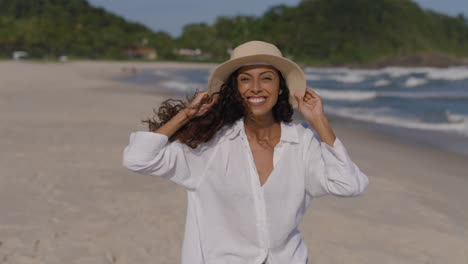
[237,65,281,117]
[123,40,369,263]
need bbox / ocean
[121,66,468,156]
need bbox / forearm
[306,114,336,147]
[154,110,190,137]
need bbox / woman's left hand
[294,88,326,122]
[294,88,336,146]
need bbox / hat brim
[207,54,306,108]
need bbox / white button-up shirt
[123,119,369,264]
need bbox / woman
[123,41,369,264]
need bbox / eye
[262,76,273,81]
[239,76,250,81]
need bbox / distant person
[123,40,369,263]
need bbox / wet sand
[0,60,467,263]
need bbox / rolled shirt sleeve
[122,131,201,190]
[302,127,369,198]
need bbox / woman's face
[237,65,280,119]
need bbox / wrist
[178,108,192,122]
[306,113,328,126]
[306,114,336,145]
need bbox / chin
[246,108,274,119]
[243,98,277,119]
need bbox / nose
[251,78,262,93]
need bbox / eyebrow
[238,70,276,77]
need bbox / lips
[247,96,266,105]
[246,96,267,106]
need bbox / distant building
[123,47,157,60]
[12,51,28,60]
[176,48,213,60]
[177,48,202,57]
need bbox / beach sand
[0,60,467,264]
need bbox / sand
[0,60,467,264]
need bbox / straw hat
[207,40,306,108]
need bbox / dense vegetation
[1,0,467,65]
[0,0,174,59]
[181,0,468,64]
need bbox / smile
[247,96,267,105]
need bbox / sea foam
[404,77,427,87]
[314,88,377,101]
[325,106,468,136]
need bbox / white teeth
[248,97,266,103]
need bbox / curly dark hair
[142,68,293,148]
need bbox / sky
[88,0,468,37]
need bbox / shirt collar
[227,118,299,144]
[226,118,243,140]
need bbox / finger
[306,88,320,98]
[304,91,313,101]
[203,97,216,109]
[307,90,322,103]
[198,107,208,115]
[197,94,218,115]
[195,91,208,101]
[201,94,210,103]
[190,92,209,106]
[208,95,218,106]
[200,94,211,105]
[294,90,305,99]
[198,101,215,116]
[293,90,304,107]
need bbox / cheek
[237,84,247,95]
[270,82,280,99]
[272,89,282,104]
[271,93,279,105]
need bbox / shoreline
[327,114,468,157]
[10,52,468,69]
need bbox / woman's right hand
[154,91,217,137]
[183,91,218,119]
